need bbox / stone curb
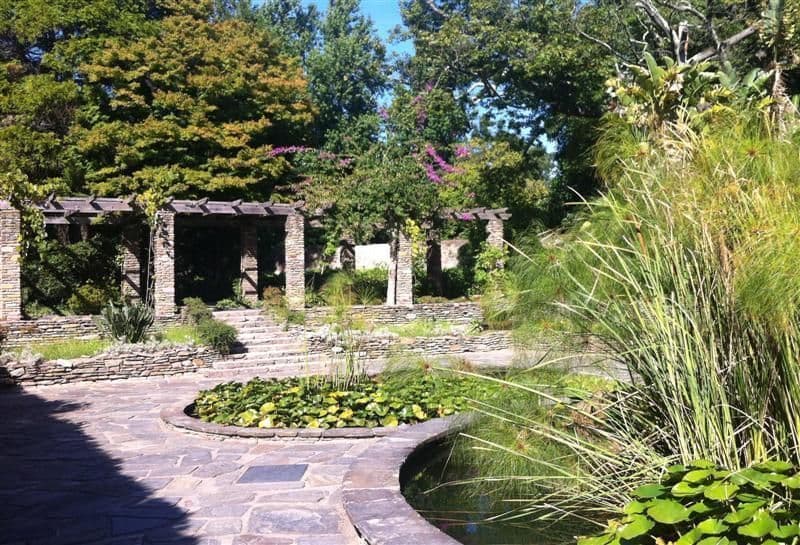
[342,416,464,545]
[160,401,416,440]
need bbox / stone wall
[153,211,177,318]
[284,213,305,309]
[306,330,512,360]
[2,315,184,347]
[0,209,21,320]
[0,342,221,386]
[304,302,484,326]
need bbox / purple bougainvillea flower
[424,163,443,184]
[268,145,313,157]
[458,212,472,221]
[455,145,471,158]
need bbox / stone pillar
[0,209,21,320]
[55,225,70,244]
[486,218,505,249]
[153,211,176,318]
[121,226,142,302]
[395,230,414,307]
[339,238,355,271]
[80,224,90,241]
[240,220,259,304]
[284,213,305,309]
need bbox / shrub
[67,284,116,315]
[195,319,237,355]
[261,286,284,307]
[183,297,212,324]
[214,298,242,311]
[580,459,800,545]
[95,302,154,343]
[22,236,122,312]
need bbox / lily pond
[402,439,597,545]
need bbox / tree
[71,4,315,200]
[251,0,321,63]
[306,0,388,148]
[0,0,152,194]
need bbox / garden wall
[0,342,220,386]
[306,330,512,360]
[2,314,184,347]
[304,302,483,327]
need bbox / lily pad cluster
[579,460,800,545]
[193,372,494,429]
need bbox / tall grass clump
[464,108,800,521]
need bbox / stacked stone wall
[0,342,221,386]
[305,330,512,360]
[2,315,183,347]
[304,302,484,327]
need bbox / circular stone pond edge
[342,415,466,545]
[160,402,425,440]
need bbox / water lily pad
[754,461,794,474]
[723,502,764,524]
[737,511,777,538]
[623,501,648,515]
[672,481,706,497]
[618,514,655,539]
[675,527,702,545]
[703,482,739,501]
[696,518,728,535]
[647,499,691,524]
[684,469,714,484]
[634,484,667,499]
[696,537,730,545]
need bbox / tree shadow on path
[0,388,197,545]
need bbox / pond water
[401,440,596,545]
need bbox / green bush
[183,297,212,325]
[66,284,117,315]
[196,319,237,355]
[22,237,121,313]
[193,370,497,429]
[95,302,154,343]
[580,459,800,545]
[262,286,284,307]
[214,298,243,311]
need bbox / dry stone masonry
[153,210,177,318]
[239,220,259,304]
[304,302,484,326]
[0,208,21,320]
[121,226,143,301]
[284,213,305,309]
[0,342,221,386]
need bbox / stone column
[153,211,176,318]
[395,230,414,307]
[240,220,259,304]
[121,226,142,302]
[486,218,505,249]
[284,213,305,309]
[80,224,90,241]
[0,209,21,320]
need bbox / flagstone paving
[0,351,514,545]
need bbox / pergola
[0,197,508,321]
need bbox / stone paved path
[0,351,514,545]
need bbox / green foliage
[182,297,212,325]
[66,284,118,315]
[214,299,245,311]
[193,369,497,429]
[305,0,387,147]
[317,269,387,306]
[94,301,154,343]
[472,241,509,294]
[22,236,121,314]
[580,460,800,545]
[157,325,198,344]
[74,10,314,199]
[195,319,237,355]
[386,319,459,338]
[16,338,111,361]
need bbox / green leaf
[672,481,706,497]
[724,502,765,524]
[618,514,655,540]
[696,537,730,545]
[690,501,716,514]
[647,499,691,524]
[781,474,800,489]
[634,483,667,499]
[623,501,648,515]
[691,460,717,470]
[737,511,777,538]
[380,414,399,427]
[578,534,613,545]
[684,469,714,484]
[675,527,702,545]
[771,524,800,539]
[754,461,794,474]
[703,482,739,501]
[696,518,728,535]
[259,402,276,414]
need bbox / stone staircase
[208,309,331,376]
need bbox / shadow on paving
[0,388,196,545]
